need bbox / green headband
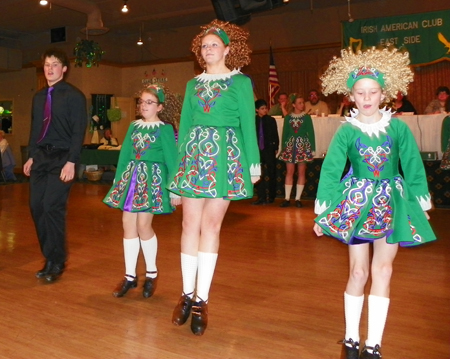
[346,67,385,90]
[147,85,165,103]
[204,26,230,45]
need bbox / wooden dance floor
[0,183,448,359]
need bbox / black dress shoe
[113,276,137,297]
[266,198,275,204]
[172,294,193,326]
[45,263,65,283]
[143,271,158,298]
[295,200,303,208]
[360,345,382,359]
[279,200,290,207]
[252,199,266,205]
[35,261,53,279]
[191,300,208,336]
[338,338,360,359]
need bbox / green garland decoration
[74,39,105,67]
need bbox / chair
[1,146,16,182]
[0,150,7,182]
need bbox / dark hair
[278,92,288,98]
[42,48,70,68]
[255,99,267,109]
[436,86,450,96]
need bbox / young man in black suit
[23,48,87,283]
[253,99,279,205]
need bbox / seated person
[336,95,354,116]
[305,89,330,116]
[424,86,449,114]
[268,92,289,117]
[100,128,119,146]
[393,91,417,114]
[0,130,16,181]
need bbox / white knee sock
[140,234,157,278]
[196,251,218,303]
[284,185,293,200]
[344,292,365,344]
[366,295,390,349]
[181,253,198,298]
[295,184,305,200]
[123,237,140,280]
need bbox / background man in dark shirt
[253,99,279,205]
[23,48,87,283]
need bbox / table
[78,149,121,180]
[80,148,120,165]
[274,113,446,159]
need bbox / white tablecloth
[274,114,446,159]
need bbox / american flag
[268,46,280,108]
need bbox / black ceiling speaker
[238,0,269,11]
[211,0,251,25]
[211,0,288,25]
[50,27,66,43]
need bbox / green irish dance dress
[169,69,261,200]
[278,112,315,163]
[314,109,436,246]
[103,120,178,214]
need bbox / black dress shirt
[255,114,279,153]
[29,80,87,163]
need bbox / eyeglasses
[138,98,158,105]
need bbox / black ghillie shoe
[172,293,193,326]
[338,338,360,359]
[191,299,208,336]
[112,275,137,297]
[360,344,382,359]
[143,271,158,298]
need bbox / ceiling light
[122,1,128,13]
[347,0,354,22]
[137,23,143,45]
[40,0,48,5]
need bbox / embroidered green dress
[103,120,177,214]
[278,112,316,163]
[314,109,436,246]
[169,70,261,200]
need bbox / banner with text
[342,10,450,65]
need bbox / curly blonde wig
[321,46,413,100]
[192,19,251,70]
[136,84,182,130]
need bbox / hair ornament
[146,84,165,103]
[346,67,385,89]
[321,46,413,100]
[204,26,230,45]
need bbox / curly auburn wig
[192,19,251,70]
[321,46,414,101]
[136,84,182,130]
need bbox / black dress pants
[29,147,73,264]
[256,149,277,200]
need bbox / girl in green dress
[278,95,315,208]
[103,85,181,298]
[314,47,436,359]
[169,20,260,336]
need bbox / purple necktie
[37,86,54,143]
[258,118,264,150]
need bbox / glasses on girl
[138,98,158,105]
